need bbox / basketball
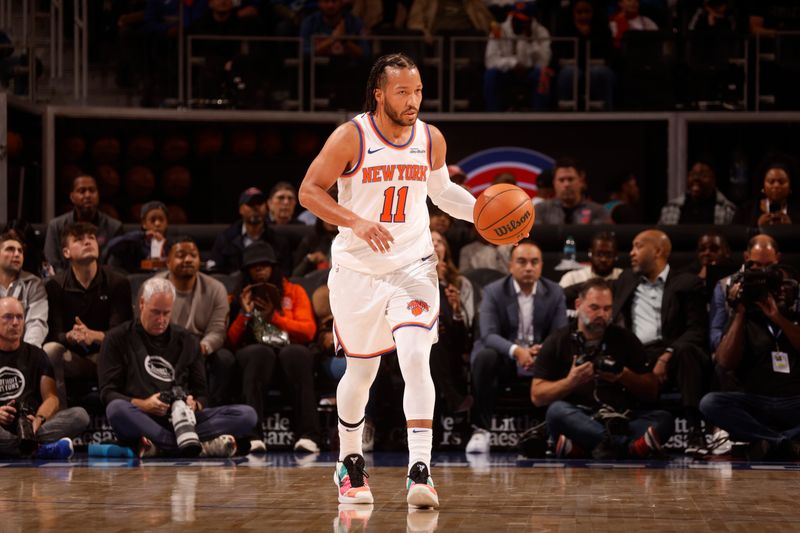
[473,183,534,245]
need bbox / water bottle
[563,235,577,262]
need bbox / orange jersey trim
[368,113,416,150]
[334,320,395,359]
[341,120,365,178]
[391,307,440,333]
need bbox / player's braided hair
[363,53,417,114]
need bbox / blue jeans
[545,400,674,452]
[700,392,800,446]
[556,65,615,110]
[107,399,257,452]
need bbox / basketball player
[298,54,478,508]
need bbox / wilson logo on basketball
[407,299,430,317]
[494,209,531,237]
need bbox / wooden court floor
[1,453,799,532]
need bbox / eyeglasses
[0,314,24,323]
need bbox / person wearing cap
[483,1,553,111]
[210,187,292,275]
[151,236,235,409]
[226,241,321,454]
[103,201,171,273]
[44,174,124,273]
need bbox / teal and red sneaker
[406,461,439,508]
[333,453,373,504]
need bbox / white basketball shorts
[328,255,440,358]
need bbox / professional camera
[2,400,37,456]
[159,386,202,457]
[728,266,783,306]
[571,331,624,375]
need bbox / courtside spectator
[559,232,622,289]
[292,218,338,277]
[737,161,800,227]
[0,232,48,347]
[267,182,302,226]
[534,158,610,225]
[103,201,170,273]
[658,159,737,225]
[604,173,642,223]
[609,0,658,49]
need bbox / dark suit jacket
[210,221,292,276]
[472,275,567,360]
[612,266,707,354]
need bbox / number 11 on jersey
[379,186,409,223]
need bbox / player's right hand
[352,218,394,253]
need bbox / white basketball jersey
[332,112,434,275]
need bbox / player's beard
[383,100,415,127]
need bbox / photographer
[532,279,673,459]
[709,234,780,351]
[99,278,257,458]
[0,297,89,459]
[700,265,800,461]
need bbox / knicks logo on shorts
[407,299,430,317]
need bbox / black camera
[3,400,37,456]
[159,386,202,457]
[729,267,783,306]
[572,331,624,375]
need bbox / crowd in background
[2,148,800,460]
[52,0,799,110]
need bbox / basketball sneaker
[406,462,439,509]
[36,438,74,460]
[139,436,159,459]
[334,453,373,504]
[200,434,237,458]
[554,435,585,459]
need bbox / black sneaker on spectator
[684,428,709,457]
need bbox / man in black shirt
[99,278,257,458]
[44,223,132,407]
[0,297,89,458]
[700,265,800,460]
[532,279,673,458]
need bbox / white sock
[338,417,365,462]
[335,357,380,462]
[407,427,432,474]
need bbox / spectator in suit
[534,158,610,225]
[44,223,132,407]
[0,231,48,347]
[658,159,737,225]
[44,175,123,273]
[210,187,292,276]
[152,237,235,409]
[466,240,567,453]
[612,229,709,452]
